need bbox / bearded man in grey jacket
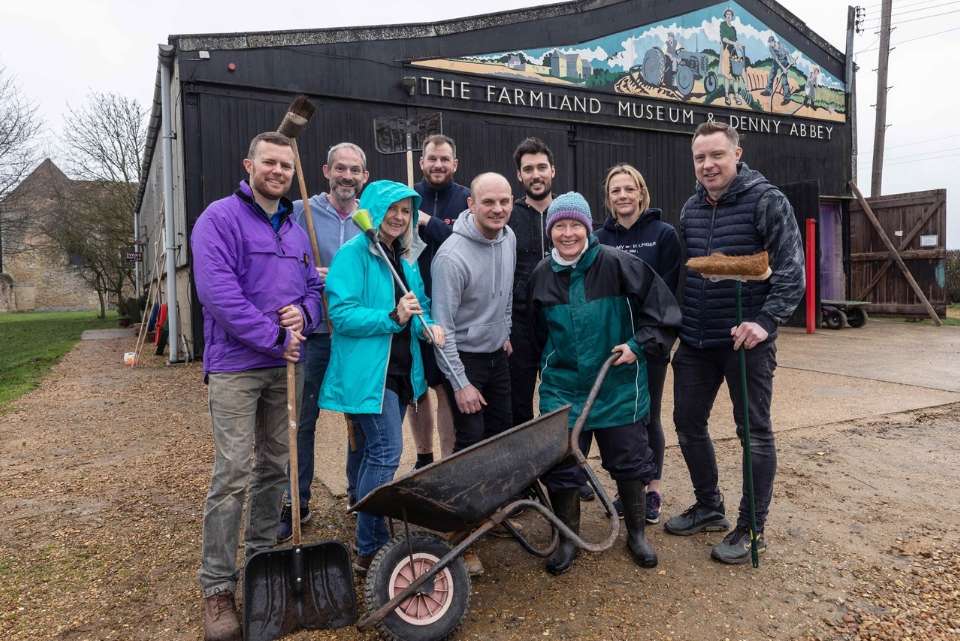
[431,172,517,453]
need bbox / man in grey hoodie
[277,142,369,542]
[431,172,517,452]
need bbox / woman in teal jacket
[527,192,681,575]
[320,180,444,570]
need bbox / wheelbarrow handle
[569,353,619,457]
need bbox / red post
[805,217,817,334]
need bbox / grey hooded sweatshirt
[431,212,516,390]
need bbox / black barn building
[136,0,854,360]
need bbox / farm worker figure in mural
[762,36,793,105]
[719,8,746,105]
[803,65,821,111]
[665,32,681,76]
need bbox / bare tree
[0,65,41,201]
[41,92,146,317]
[0,65,42,269]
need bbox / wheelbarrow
[352,354,622,641]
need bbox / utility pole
[870,0,893,197]
[846,5,858,186]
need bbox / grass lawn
[0,311,117,411]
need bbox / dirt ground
[2,323,959,641]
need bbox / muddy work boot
[663,501,730,536]
[617,479,658,568]
[545,488,581,576]
[202,591,240,641]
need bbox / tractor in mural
[636,45,717,99]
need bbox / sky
[1,0,957,247]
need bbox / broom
[686,250,771,568]
[276,95,357,486]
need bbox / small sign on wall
[920,234,938,248]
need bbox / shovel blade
[242,541,356,641]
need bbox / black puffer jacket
[678,163,805,349]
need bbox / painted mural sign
[412,1,846,123]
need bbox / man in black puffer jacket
[664,121,804,565]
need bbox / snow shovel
[242,362,357,641]
[372,112,442,187]
[686,251,773,568]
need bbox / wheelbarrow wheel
[364,533,470,641]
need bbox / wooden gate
[849,189,947,317]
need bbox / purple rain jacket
[191,180,324,374]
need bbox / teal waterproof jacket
[319,181,433,414]
[528,237,682,430]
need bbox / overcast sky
[1,0,957,247]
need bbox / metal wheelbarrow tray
[353,355,622,641]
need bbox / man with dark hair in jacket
[410,134,469,469]
[507,137,555,427]
[507,137,595,501]
[664,121,804,565]
[276,142,369,542]
[191,131,324,641]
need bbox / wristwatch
[389,309,405,326]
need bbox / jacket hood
[452,211,510,245]
[358,180,424,260]
[695,163,769,203]
[601,207,663,232]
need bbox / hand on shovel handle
[283,329,306,363]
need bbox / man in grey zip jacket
[276,142,368,542]
[431,172,517,453]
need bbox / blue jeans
[349,389,406,557]
[288,333,365,507]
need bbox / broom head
[277,95,316,139]
[687,251,772,282]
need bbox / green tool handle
[736,280,760,568]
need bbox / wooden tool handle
[286,361,301,546]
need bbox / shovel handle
[286,361,301,546]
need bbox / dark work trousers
[541,421,656,492]
[444,349,513,452]
[508,315,539,427]
[672,340,778,531]
[646,357,668,481]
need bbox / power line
[864,0,960,22]
[861,0,944,11]
[888,133,960,151]
[855,24,960,53]
[888,8,960,26]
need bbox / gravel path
[1,337,958,641]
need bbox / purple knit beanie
[546,192,592,234]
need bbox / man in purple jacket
[191,131,323,641]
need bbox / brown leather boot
[202,591,241,641]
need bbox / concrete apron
[313,319,960,497]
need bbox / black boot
[618,479,658,568]
[545,488,580,575]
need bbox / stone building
[0,159,102,312]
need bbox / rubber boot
[545,488,580,575]
[618,479,658,568]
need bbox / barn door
[848,190,947,317]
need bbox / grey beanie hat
[546,192,592,234]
